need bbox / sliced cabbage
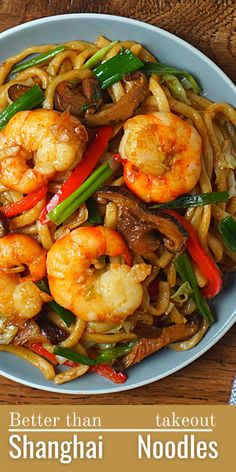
[0,317,18,344]
[223,140,236,169]
[171,281,193,305]
[228,170,236,198]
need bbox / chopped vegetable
[28,342,78,367]
[54,340,137,366]
[140,62,202,94]
[0,324,18,345]
[11,45,67,74]
[165,210,222,299]
[87,198,102,225]
[54,347,96,366]
[174,253,214,326]
[81,102,95,113]
[40,125,112,223]
[28,342,58,365]
[218,215,236,251]
[48,162,113,226]
[164,74,188,103]
[36,280,75,327]
[89,364,128,383]
[150,191,229,211]
[0,85,43,131]
[171,281,193,305]
[93,49,144,89]
[0,186,47,218]
[82,41,118,69]
[96,340,137,363]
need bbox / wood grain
[0,0,235,404]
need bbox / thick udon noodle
[0,36,236,384]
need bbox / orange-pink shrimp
[119,112,202,203]
[0,234,51,319]
[47,226,151,323]
[0,109,87,193]
[0,233,46,281]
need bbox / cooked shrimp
[47,226,151,323]
[0,234,51,319]
[0,273,51,319]
[119,112,202,202]
[0,109,87,193]
[0,233,46,281]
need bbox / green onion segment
[82,41,118,70]
[36,280,75,327]
[86,198,102,225]
[150,192,229,211]
[0,85,43,131]
[174,253,214,326]
[218,215,236,252]
[48,162,113,226]
[11,45,67,74]
[93,49,144,89]
[141,62,202,94]
[54,340,137,366]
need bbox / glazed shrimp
[119,112,202,202]
[47,226,151,323]
[0,234,51,319]
[0,233,46,281]
[0,109,87,193]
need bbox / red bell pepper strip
[39,125,113,223]
[28,342,79,368]
[28,342,59,366]
[0,186,47,218]
[164,209,222,299]
[89,364,128,383]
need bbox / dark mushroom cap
[0,211,10,238]
[95,186,188,253]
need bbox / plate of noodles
[0,14,235,394]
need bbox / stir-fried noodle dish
[0,36,235,385]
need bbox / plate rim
[1,13,235,91]
[0,13,235,394]
[0,315,235,395]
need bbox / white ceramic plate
[0,14,235,394]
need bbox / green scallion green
[82,41,118,70]
[11,45,67,74]
[218,215,236,252]
[48,162,113,226]
[174,253,214,326]
[54,347,97,366]
[36,280,75,327]
[54,340,137,366]
[140,62,202,94]
[164,74,188,103]
[86,198,102,225]
[149,191,229,211]
[93,48,144,89]
[0,85,43,131]
[96,340,138,363]
[170,281,193,305]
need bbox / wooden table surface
[0,0,235,405]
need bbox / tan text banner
[0,405,235,471]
